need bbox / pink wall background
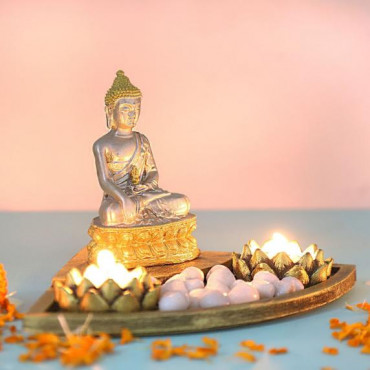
[1,0,370,211]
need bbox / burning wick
[250,232,319,263]
[83,250,132,289]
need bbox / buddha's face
[112,97,141,129]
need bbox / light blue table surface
[0,210,369,370]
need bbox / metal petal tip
[80,289,110,312]
[111,291,141,312]
[55,285,79,311]
[298,253,314,275]
[310,264,328,286]
[100,279,122,304]
[250,249,270,270]
[142,287,160,310]
[325,258,334,277]
[126,278,144,300]
[251,263,276,278]
[76,278,94,299]
[284,265,310,286]
[272,252,294,278]
[241,244,252,260]
[234,257,251,281]
[315,249,325,266]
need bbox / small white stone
[160,279,187,297]
[184,279,205,291]
[206,265,230,280]
[251,280,276,299]
[206,280,230,294]
[189,288,207,308]
[166,274,185,283]
[231,279,249,288]
[200,289,230,308]
[274,279,296,297]
[228,283,260,304]
[180,267,204,281]
[159,291,189,311]
[281,277,304,291]
[207,268,236,288]
[253,271,280,284]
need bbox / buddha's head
[105,70,142,130]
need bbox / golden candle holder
[232,233,334,286]
[53,250,161,312]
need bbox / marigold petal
[235,351,256,362]
[269,347,288,355]
[323,347,338,355]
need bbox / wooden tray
[23,250,356,336]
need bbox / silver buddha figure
[93,70,190,226]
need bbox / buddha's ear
[105,106,115,129]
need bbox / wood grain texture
[24,252,356,336]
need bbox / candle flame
[82,249,144,289]
[257,232,311,263]
[83,264,106,288]
[97,250,116,271]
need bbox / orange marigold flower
[240,339,264,351]
[151,339,173,361]
[357,302,370,313]
[347,337,361,347]
[120,328,134,345]
[151,337,218,361]
[322,347,338,355]
[0,265,23,326]
[0,264,7,309]
[202,336,218,353]
[5,334,24,344]
[269,347,288,355]
[329,318,344,329]
[235,351,256,362]
[361,344,370,354]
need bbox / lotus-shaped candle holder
[53,250,161,312]
[232,233,334,286]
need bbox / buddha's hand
[132,184,150,194]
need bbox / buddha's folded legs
[99,191,190,226]
[99,194,138,226]
[144,193,190,219]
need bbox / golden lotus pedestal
[87,213,200,269]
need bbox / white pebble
[228,283,260,304]
[189,288,207,308]
[206,280,230,294]
[251,280,276,299]
[253,271,279,284]
[231,279,249,288]
[200,289,229,308]
[160,279,187,297]
[207,268,236,288]
[184,279,204,291]
[206,265,230,280]
[159,291,189,311]
[180,267,204,281]
[282,277,304,291]
[274,280,296,297]
[166,274,185,283]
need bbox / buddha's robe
[100,132,189,226]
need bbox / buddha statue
[93,70,190,227]
[87,70,199,267]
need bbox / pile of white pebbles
[159,265,304,311]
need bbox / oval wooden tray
[23,250,356,336]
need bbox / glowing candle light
[262,233,302,262]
